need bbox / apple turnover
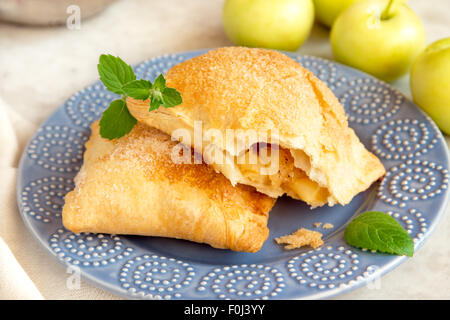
[127,47,385,207]
[62,121,275,252]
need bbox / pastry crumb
[322,223,334,230]
[313,222,322,228]
[275,228,324,250]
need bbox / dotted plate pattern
[196,264,285,300]
[17,51,450,300]
[119,254,195,300]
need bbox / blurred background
[0,0,447,127]
[0,0,448,299]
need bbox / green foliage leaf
[344,211,414,257]
[153,74,166,91]
[99,99,137,140]
[122,79,152,100]
[97,54,136,94]
[162,87,183,107]
[149,93,163,111]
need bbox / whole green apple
[410,38,450,135]
[222,0,314,51]
[330,0,425,81]
[313,0,407,28]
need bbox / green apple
[313,0,407,28]
[410,38,450,135]
[314,0,361,27]
[222,0,314,51]
[330,0,425,81]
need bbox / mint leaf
[98,54,136,94]
[344,211,414,257]
[122,80,152,100]
[149,93,163,111]
[99,99,137,140]
[162,87,182,107]
[148,74,182,110]
[153,74,166,91]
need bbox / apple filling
[236,143,329,206]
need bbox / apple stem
[381,0,395,20]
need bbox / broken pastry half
[127,47,385,207]
[62,121,275,252]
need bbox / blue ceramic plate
[17,50,450,300]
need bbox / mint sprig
[344,211,414,257]
[97,54,183,140]
[122,75,182,111]
[98,55,136,94]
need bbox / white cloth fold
[0,97,18,167]
[0,237,43,300]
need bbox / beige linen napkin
[0,97,41,299]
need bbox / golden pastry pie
[62,121,275,252]
[127,47,385,207]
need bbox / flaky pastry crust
[127,47,385,206]
[62,121,275,252]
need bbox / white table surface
[0,0,448,299]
